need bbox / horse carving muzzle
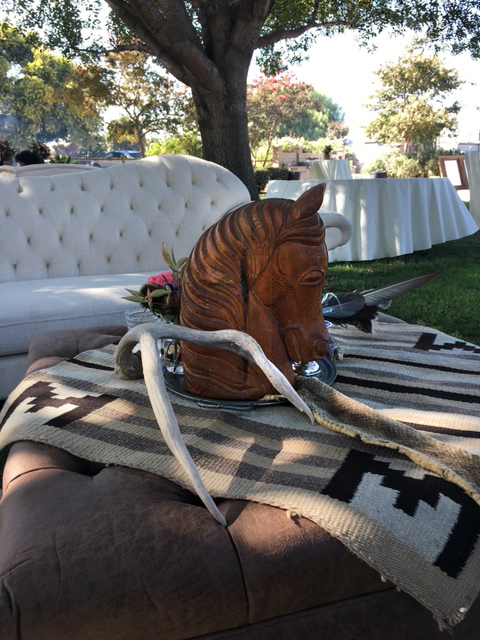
[284,323,330,363]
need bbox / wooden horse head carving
[180,184,329,400]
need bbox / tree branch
[105,0,187,80]
[231,0,274,55]
[258,18,357,48]
[105,0,225,96]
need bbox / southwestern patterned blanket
[1,321,479,628]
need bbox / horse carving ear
[291,184,326,220]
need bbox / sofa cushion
[0,273,152,356]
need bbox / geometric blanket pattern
[1,322,479,629]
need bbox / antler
[115,323,314,526]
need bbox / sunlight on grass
[326,230,480,345]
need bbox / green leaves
[161,244,187,282]
[365,39,462,146]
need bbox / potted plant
[323,144,334,160]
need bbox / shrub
[255,168,270,192]
[268,167,289,180]
[365,152,422,178]
[147,133,202,158]
[255,166,290,193]
[0,139,15,163]
[275,136,305,152]
[28,140,51,161]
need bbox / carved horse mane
[180,185,329,400]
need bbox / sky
[249,29,480,155]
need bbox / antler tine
[115,324,314,525]
[115,324,313,421]
[117,328,227,526]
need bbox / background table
[267,178,479,262]
[310,159,352,179]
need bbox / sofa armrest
[320,211,352,251]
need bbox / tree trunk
[136,127,146,157]
[193,81,258,200]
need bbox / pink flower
[148,270,174,286]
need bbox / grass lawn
[325,229,480,345]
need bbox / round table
[267,177,479,262]
[311,159,352,180]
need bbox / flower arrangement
[0,139,15,163]
[28,140,51,161]
[123,245,187,324]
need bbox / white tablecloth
[311,159,352,179]
[465,151,480,225]
[267,178,479,262]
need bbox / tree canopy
[276,90,345,141]
[101,51,197,156]
[4,1,480,196]
[248,74,312,166]
[365,40,463,146]
[0,22,104,149]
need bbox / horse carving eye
[299,271,325,286]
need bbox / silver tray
[163,357,337,411]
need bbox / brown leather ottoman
[0,326,479,639]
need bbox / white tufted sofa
[0,154,351,398]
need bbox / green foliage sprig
[49,154,78,164]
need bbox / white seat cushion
[0,273,154,356]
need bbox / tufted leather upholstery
[0,325,479,639]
